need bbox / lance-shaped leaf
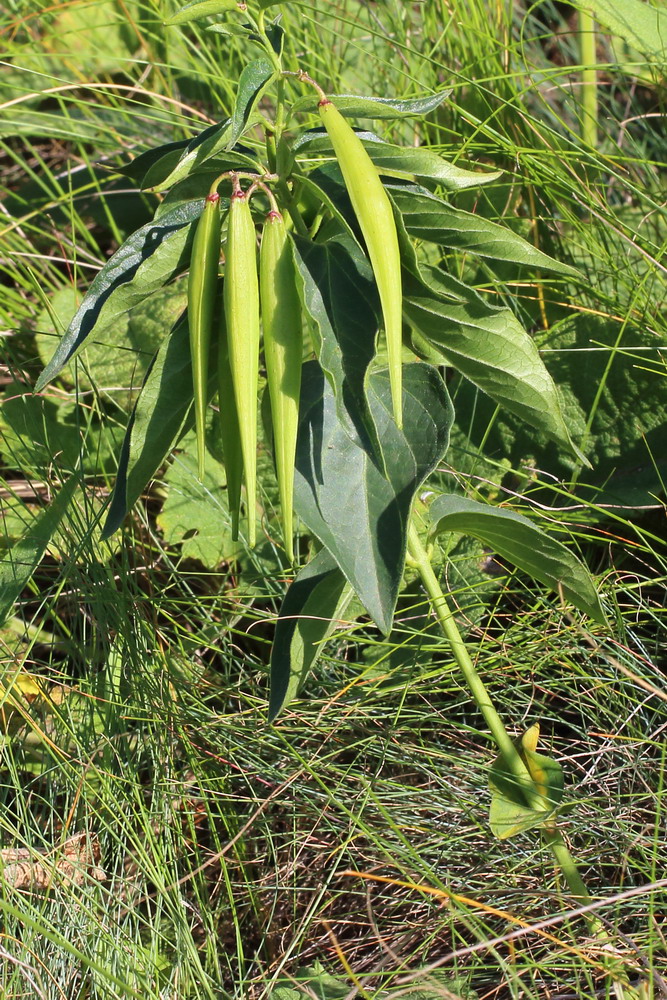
[489,724,564,839]
[102,313,207,538]
[291,232,381,459]
[269,548,354,720]
[117,137,191,183]
[291,89,452,120]
[294,362,453,634]
[403,263,580,455]
[35,201,203,391]
[295,129,501,190]
[134,122,226,189]
[429,494,606,623]
[226,57,275,150]
[146,120,258,192]
[0,476,80,627]
[386,182,580,276]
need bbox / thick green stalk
[407,524,542,809]
[408,522,643,999]
[579,9,598,148]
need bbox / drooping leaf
[387,183,581,276]
[429,494,606,623]
[269,548,354,720]
[0,476,80,627]
[581,0,667,61]
[294,362,453,634]
[403,263,581,455]
[165,0,241,25]
[227,57,275,149]
[295,129,501,190]
[35,201,203,391]
[291,232,381,458]
[102,314,199,538]
[291,89,452,120]
[489,724,564,839]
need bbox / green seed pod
[319,98,403,427]
[223,186,260,546]
[260,209,303,563]
[218,305,243,541]
[188,191,221,479]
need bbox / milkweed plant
[35,2,645,996]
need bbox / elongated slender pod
[318,97,403,427]
[188,191,221,479]
[260,209,303,562]
[223,182,260,546]
[218,305,243,540]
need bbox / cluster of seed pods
[186,90,403,558]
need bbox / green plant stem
[543,827,594,911]
[579,9,598,148]
[407,524,543,810]
[409,523,642,998]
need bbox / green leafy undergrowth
[269,963,479,1000]
[158,429,283,595]
[0,378,120,477]
[35,282,188,410]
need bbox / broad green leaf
[0,378,119,475]
[0,477,79,627]
[489,724,564,839]
[387,183,580,277]
[581,0,667,61]
[156,434,239,566]
[403,263,580,455]
[488,793,547,840]
[274,963,351,1000]
[35,283,187,408]
[35,201,203,391]
[382,973,479,1000]
[294,362,453,634]
[429,494,606,622]
[295,130,501,190]
[291,89,452,120]
[102,314,197,538]
[291,232,381,458]
[269,548,354,720]
[227,57,275,149]
[165,0,241,25]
